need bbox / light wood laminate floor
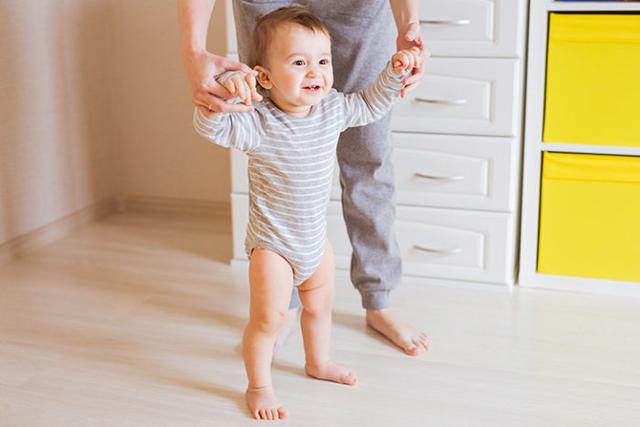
[1,211,639,426]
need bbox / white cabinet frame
[518,0,640,297]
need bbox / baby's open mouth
[302,85,322,92]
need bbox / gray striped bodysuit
[194,62,404,285]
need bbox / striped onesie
[194,62,404,285]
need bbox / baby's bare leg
[243,249,293,420]
[298,242,357,386]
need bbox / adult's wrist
[182,43,207,59]
[398,20,419,33]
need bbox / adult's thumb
[223,58,255,74]
[405,23,419,41]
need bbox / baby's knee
[301,292,333,317]
[250,309,288,335]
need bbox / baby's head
[250,7,333,116]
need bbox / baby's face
[264,24,333,115]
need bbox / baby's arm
[193,70,263,152]
[341,47,422,130]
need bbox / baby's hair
[249,7,330,68]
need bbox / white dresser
[226,0,528,286]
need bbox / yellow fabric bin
[538,152,640,282]
[544,14,640,147]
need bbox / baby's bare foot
[245,385,287,421]
[305,361,358,385]
[366,308,429,356]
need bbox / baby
[193,7,421,421]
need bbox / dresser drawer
[328,204,514,284]
[391,58,521,137]
[419,0,525,57]
[237,134,517,212]
[232,195,515,284]
[538,152,640,282]
[544,14,640,147]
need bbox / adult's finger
[403,67,424,87]
[197,78,229,100]
[221,57,258,76]
[195,94,254,115]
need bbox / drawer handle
[414,172,464,181]
[413,244,462,255]
[419,19,471,26]
[415,97,467,106]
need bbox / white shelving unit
[519,0,640,296]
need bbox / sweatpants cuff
[289,287,302,309]
[361,290,390,310]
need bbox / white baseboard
[0,196,231,267]
[0,198,118,266]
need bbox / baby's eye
[319,59,330,65]
[294,59,305,66]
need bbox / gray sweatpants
[232,0,402,309]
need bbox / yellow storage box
[538,152,640,282]
[544,14,640,147]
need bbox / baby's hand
[219,71,263,106]
[391,47,422,76]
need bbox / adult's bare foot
[366,308,429,356]
[273,307,300,356]
[246,385,287,421]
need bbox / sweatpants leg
[326,3,401,309]
[336,115,401,309]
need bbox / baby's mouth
[302,84,322,92]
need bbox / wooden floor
[1,210,639,426]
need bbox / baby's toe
[271,408,280,420]
[278,407,288,419]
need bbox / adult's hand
[183,49,262,116]
[396,21,429,98]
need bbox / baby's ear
[254,65,273,90]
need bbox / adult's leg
[319,3,429,354]
[243,249,292,420]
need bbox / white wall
[0,0,231,247]
[0,0,115,245]
[108,0,231,203]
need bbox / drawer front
[538,153,640,282]
[329,204,513,283]
[391,58,521,137]
[232,195,514,284]
[544,14,640,147]
[419,0,525,57]
[237,134,517,212]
